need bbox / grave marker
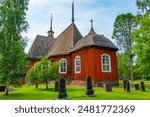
[126,80,130,92]
[132,84,140,90]
[140,81,145,91]
[103,83,112,92]
[85,76,94,96]
[0,85,5,92]
[54,81,59,91]
[57,78,67,99]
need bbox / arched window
[75,56,81,73]
[59,59,67,73]
[101,54,111,72]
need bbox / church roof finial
[50,13,53,31]
[47,13,54,37]
[89,19,95,34]
[90,19,93,28]
[72,0,75,23]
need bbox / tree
[0,0,29,95]
[112,13,137,80]
[117,53,130,79]
[25,64,39,88]
[25,56,59,89]
[136,0,150,13]
[132,11,150,80]
[131,0,150,80]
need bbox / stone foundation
[49,80,119,87]
[70,80,119,87]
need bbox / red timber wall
[50,46,118,83]
[71,47,118,82]
[28,59,38,70]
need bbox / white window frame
[59,59,67,74]
[101,54,111,72]
[75,56,81,73]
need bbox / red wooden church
[28,1,119,85]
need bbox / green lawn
[0,81,150,100]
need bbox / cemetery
[0,79,150,100]
[0,0,150,101]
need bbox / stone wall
[71,80,119,87]
[50,80,119,87]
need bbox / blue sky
[24,0,138,52]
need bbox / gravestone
[57,78,67,99]
[140,81,145,91]
[132,84,140,90]
[103,83,112,92]
[123,80,127,90]
[0,85,6,92]
[126,80,130,92]
[123,78,128,90]
[8,88,13,91]
[54,81,59,91]
[35,83,38,89]
[35,81,39,89]
[85,76,94,96]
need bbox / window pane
[60,59,67,73]
[102,54,111,72]
[76,66,80,72]
[75,57,81,73]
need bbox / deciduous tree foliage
[0,0,29,95]
[132,11,150,80]
[112,13,137,80]
[130,0,150,80]
[25,56,59,89]
[136,0,150,12]
[117,53,130,79]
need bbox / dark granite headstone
[132,84,140,90]
[103,83,112,92]
[126,80,130,92]
[0,85,6,92]
[123,80,127,90]
[140,81,145,91]
[35,82,38,89]
[123,78,128,90]
[57,78,67,99]
[85,76,94,96]
[54,81,59,91]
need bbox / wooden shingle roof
[48,23,83,57]
[70,27,118,52]
[28,35,55,59]
[28,23,117,59]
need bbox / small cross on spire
[89,19,95,34]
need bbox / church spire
[72,0,75,23]
[47,13,54,38]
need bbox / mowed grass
[0,81,150,100]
